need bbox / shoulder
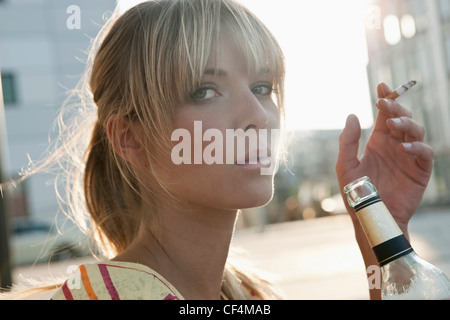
[51,261,183,300]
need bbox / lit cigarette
[384,80,417,100]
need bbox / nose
[235,89,269,132]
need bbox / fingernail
[391,118,402,125]
[403,142,413,149]
[376,98,391,108]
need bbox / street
[10,208,450,300]
[232,207,450,299]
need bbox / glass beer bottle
[344,176,450,300]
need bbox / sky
[118,0,374,131]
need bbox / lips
[235,149,272,166]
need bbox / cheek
[171,113,231,166]
[266,101,281,128]
[160,160,275,210]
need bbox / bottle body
[382,252,450,300]
[344,176,450,300]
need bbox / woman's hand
[336,83,434,233]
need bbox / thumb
[336,114,361,179]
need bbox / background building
[0,0,116,223]
[365,0,450,204]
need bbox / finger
[376,98,413,118]
[336,114,361,175]
[386,117,425,142]
[402,142,434,172]
[374,83,401,134]
[377,82,393,99]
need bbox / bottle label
[355,196,413,266]
[372,234,413,267]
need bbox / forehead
[205,32,246,70]
[204,29,275,79]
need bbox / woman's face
[157,32,280,212]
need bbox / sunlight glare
[117,0,374,131]
[401,14,416,39]
[384,15,402,45]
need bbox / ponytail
[83,122,141,257]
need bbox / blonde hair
[3,0,286,299]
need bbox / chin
[229,180,274,210]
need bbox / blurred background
[0,0,449,299]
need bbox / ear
[106,115,148,168]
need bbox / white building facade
[366,0,450,204]
[0,0,116,222]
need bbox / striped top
[51,261,184,300]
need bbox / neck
[117,200,239,300]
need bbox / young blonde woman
[4,0,433,300]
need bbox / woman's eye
[252,85,273,96]
[191,88,217,101]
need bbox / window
[383,15,402,46]
[440,0,450,22]
[411,0,428,33]
[5,179,30,219]
[401,14,416,39]
[411,0,426,17]
[0,72,17,106]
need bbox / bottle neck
[355,196,414,266]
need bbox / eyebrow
[202,68,272,77]
[203,68,228,77]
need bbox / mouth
[235,150,272,167]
